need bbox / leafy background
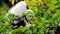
[0,0,60,34]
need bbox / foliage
[0,0,60,34]
[9,0,19,5]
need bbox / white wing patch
[8,1,27,16]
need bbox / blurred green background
[0,0,60,34]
